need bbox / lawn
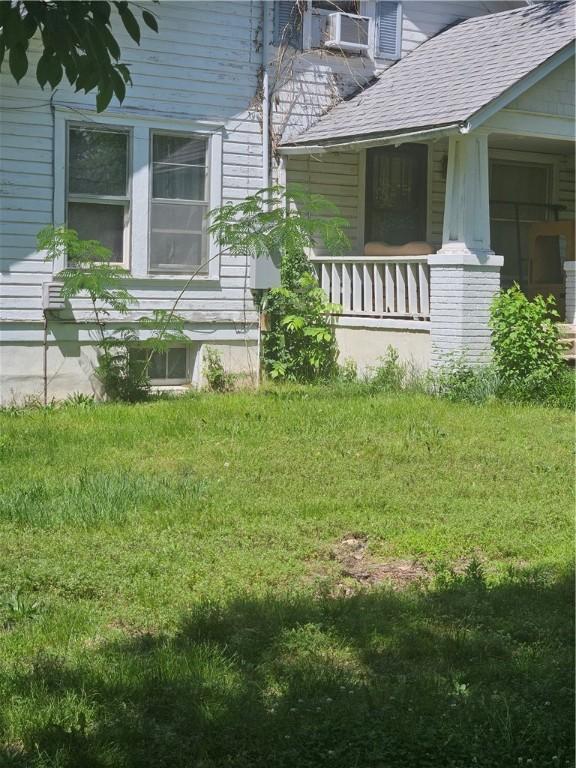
[0,388,573,768]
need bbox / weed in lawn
[0,470,207,527]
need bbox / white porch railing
[310,256,430,320]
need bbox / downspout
[261,0,270,191]
[255,0,271,387]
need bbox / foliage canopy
[0,1,159,111]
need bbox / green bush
[489,285,565,402]
[263,273,340,383]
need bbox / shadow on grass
[3,570,574,768]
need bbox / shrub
[203,347,234,392]
[208,186,350,384]
[489,285,565,401]
[263,273,340,382]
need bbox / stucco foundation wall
[334,325,431,374]
[0,339,258,406]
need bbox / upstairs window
[67,126,130,265]
[149,133,209,274]
[375,1,402,59]
[273,1,402,60]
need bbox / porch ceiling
[280,1,575,153]
[488,134,575,155]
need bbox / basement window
[131,346,190,385]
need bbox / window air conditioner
[324,12,370,53]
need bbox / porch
[283,131,574,369]
[278,1,574,369]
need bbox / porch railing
[310,256,430,320]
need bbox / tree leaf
[142,10,159,32]
[96,79,113,112]
[46,55,63,88]
[110,68,126,102]
[36,51,50,87]
[117,4,140,44]
[9,43,28,82]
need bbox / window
[131,346,190,385]
[149,133,209,274]
[490,161,552,290]
[364,144,428,246]
[67,126,130,264]
[274,1,402,60]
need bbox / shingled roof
[282,1,575,149]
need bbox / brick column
[429,131,502,365]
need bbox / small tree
[208,185,350,382]
[38,226,187,402]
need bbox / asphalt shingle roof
[283,1,575,147]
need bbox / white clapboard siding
[0,1,264,332]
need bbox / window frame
[65,122,132,268]
[299,0,401,61]
[53,108,223,281]
[149,345,191,386]
[148,130,210,275]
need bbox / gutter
[278,122,463,155]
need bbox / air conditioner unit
[324,12,370,53]
[42,281,66,311]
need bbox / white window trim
[52,107,223,281]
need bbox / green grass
[0,387,573,768]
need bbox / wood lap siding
[0,1,262,330]
[286,153,361,256]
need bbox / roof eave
[279,123,464,155]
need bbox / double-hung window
[150,133,209,274]
[67,125,130,265]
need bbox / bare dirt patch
[330,535,429,593]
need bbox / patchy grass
[0,388,573,767]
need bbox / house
[0,1,574,403]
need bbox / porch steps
[558,324,576,365]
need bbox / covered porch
[279,2,575,368]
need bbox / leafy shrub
[208,186,350,384]
[203,347,234,392]
[489,285,565,402]
[263,273,340,382]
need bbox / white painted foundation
[335,323,431,373]
[0,335,258,406]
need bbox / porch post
[428,131,503,366]
[563,262,576,325]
